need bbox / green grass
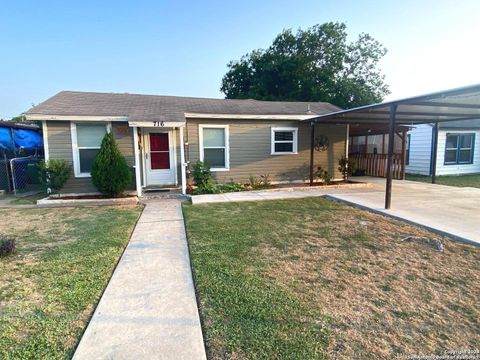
[183,198,480,359]
[406,173,480,188]
[0,206,142,359]
[184,199,333,359]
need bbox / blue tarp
[0,127,13,152]
[12,129,43,150]
[0,127,43,156]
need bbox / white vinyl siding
[406,124,433,175]
[435,129,480,175]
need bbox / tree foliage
[91,132,132,196]
[221,22,389,108]
[11,114,27,122]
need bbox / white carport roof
[301,83,480,210]
[306,83,480,125]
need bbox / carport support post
[401,130,407,180]
[309,121,315,186]
[385,104,397,209]
[431,121,439,184]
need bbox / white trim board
[185,112,318,120]
[198,124,230,171]
[26,114,128,122]
[179,126,187,195]
[128,121,185,128]
[42,121,49,161]
[132,126,142,197]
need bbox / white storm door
[145,131,175,186]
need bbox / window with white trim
[199,125,229,170]
[271,127,298,154]
[444,133,475,165]
[72,123,108,177]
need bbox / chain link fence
[0,153,12,193]
[9,157,43,196]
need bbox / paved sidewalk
[73,200,206,360]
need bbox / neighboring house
[406,120,480,175]
[25,91,348,195]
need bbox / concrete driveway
[328,177,480,245]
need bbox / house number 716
[153,121,165,127]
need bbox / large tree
[221,22,389,108]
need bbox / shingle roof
[26,91,341,122]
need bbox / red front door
[149,133,170,170]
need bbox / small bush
[194,181,221,195]
[316,166,332,184]
[0,236,16,256]
[218,182,245,193]
[192,161,214,187]
[247,175,261,189]
[91,132,132,197]
[338,156,356,181]
[259,174,272,188]
[247,174,273,190]
[39,159,71,195]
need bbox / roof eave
[25,114,129,121]
[184,112,319,120]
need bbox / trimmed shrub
[247,174,273,190]
[91,132,132,197]
[0,236,16,256]
[192,160,213,187]
[316,166,332,184]
[338,156,357,181]
[39,159,71,195]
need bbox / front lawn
[183,198,480,359]
[406,173,480,188]
[0,206,142,359]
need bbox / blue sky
[1,0,480,119]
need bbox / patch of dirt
[261,208,480,359]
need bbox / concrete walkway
[192,177,480,245]
[73,200,207,360]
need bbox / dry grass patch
[183,198,480,359]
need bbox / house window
[271,127,298,155]
[72,123,109,177]
[199,125,229,171]
[444,133,475,165]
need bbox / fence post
[10,158,17,195]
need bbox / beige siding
[46,121,136,193]
[186,119,347,183]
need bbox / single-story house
[25,91,350,196]
[406,119,480,175]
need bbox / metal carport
[305,83,480,209]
